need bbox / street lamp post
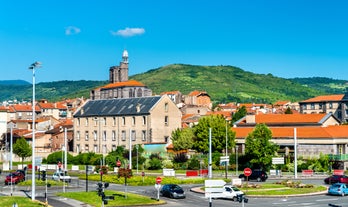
[29,61,41,201]
[235,145,239,176]
[136,144,139,175]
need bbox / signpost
[205,179,226,207]
[155,177,162,201]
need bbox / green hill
[1,64,347,103]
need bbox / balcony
[328,154,348,161]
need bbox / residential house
[73,95,182,155]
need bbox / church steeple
[122,49,128,64]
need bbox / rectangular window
[165,102,169,112]
[94,118,98,126]
[85,131,89,141]
[76,131,80,141]
[132,117,135,126]
[85,144,89,152]
[122,130,126,141]
[164,116,169,126]
[311,103,315,110]
[112,144,116,151]
[142,130,146,141]
[113,117,116,126]
[103,117,107,126]
[112,130,116,141]
[85,118,89,126]
[103,145,107,154]
[76,144,80,154]
[93,130,97,141]
[122,117,126,126]
[131,130,136,141]
[103,131,107,141]
[319,103,323,110]
[94,145,98,153]
[329,102,333,109]
[77,118,80,126]
[142,116,146,125]
[164,136,169,143]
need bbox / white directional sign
[220,156,229,162]
[272,157,284,164]
[205,179,226,198]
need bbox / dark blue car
[160,184,186,199]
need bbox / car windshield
[232,186,240,191]
[171,185,182,190]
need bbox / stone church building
[90,50,152,100]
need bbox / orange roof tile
[101,80,145,89]
[255,113,328,124]
[301,94,344,103]
[232,125,348,139]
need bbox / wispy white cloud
[110,27,145,37]
[65,26,81,35]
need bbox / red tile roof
[232,125,348,139]
[101,80,145,89]
[301,94,344,103]
[254,113,328,124]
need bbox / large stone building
[299,93,348,123]
[73,95,181,154]
[90,50,152,100]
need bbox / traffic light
[96,182,103,196]
[41,170,46,181]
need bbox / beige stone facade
[73,95,181,155]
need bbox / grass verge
[0,196,46,206]
[56,190,165,206]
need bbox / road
[0,173,347,207]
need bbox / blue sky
[1,0,348,83]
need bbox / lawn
[56,190,165,206]
[0,196,46,207]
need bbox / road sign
[244,168,252,177]
[220,156,229,162]
[272,157,284,164]
[116,160,121,167]
[156,176,162,184]
[205,179,226,187]
[142,172,145,177]
[204,179,226,198]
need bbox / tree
[171,128,194,151]
[13,137,32,167]
[192,115,235,153]
[245,124,279,170]
[285,107,293,114]
[232,106,247,123]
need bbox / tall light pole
[29,61,41,201]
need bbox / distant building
[90,50,152,100]
[299,93,348,123]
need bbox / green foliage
[147,158,162,170]
[187,156,200,170]
[172,153,188,163]
[46,151,74,164]
[73,152,102,165]
[192,115,235,153]
[13,137,32,165]
[232,106,247,122]
[245,124,279,170]
[285,107,293,114]
[171,128,194,151]
[2,65,345,103]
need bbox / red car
[5,172,25,185]
[324,175,348,184]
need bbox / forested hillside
[1,64,347,103]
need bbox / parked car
[5,172,25,185]
[324,175,348,184]
[328,183,348,196]
[239,169,268,182]
[52,171,71,183]
[222,185,244,201]
[16,170,26,180]
[160,184,186,199]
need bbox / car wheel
[257,177,261,182]
[170,193,174,198]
